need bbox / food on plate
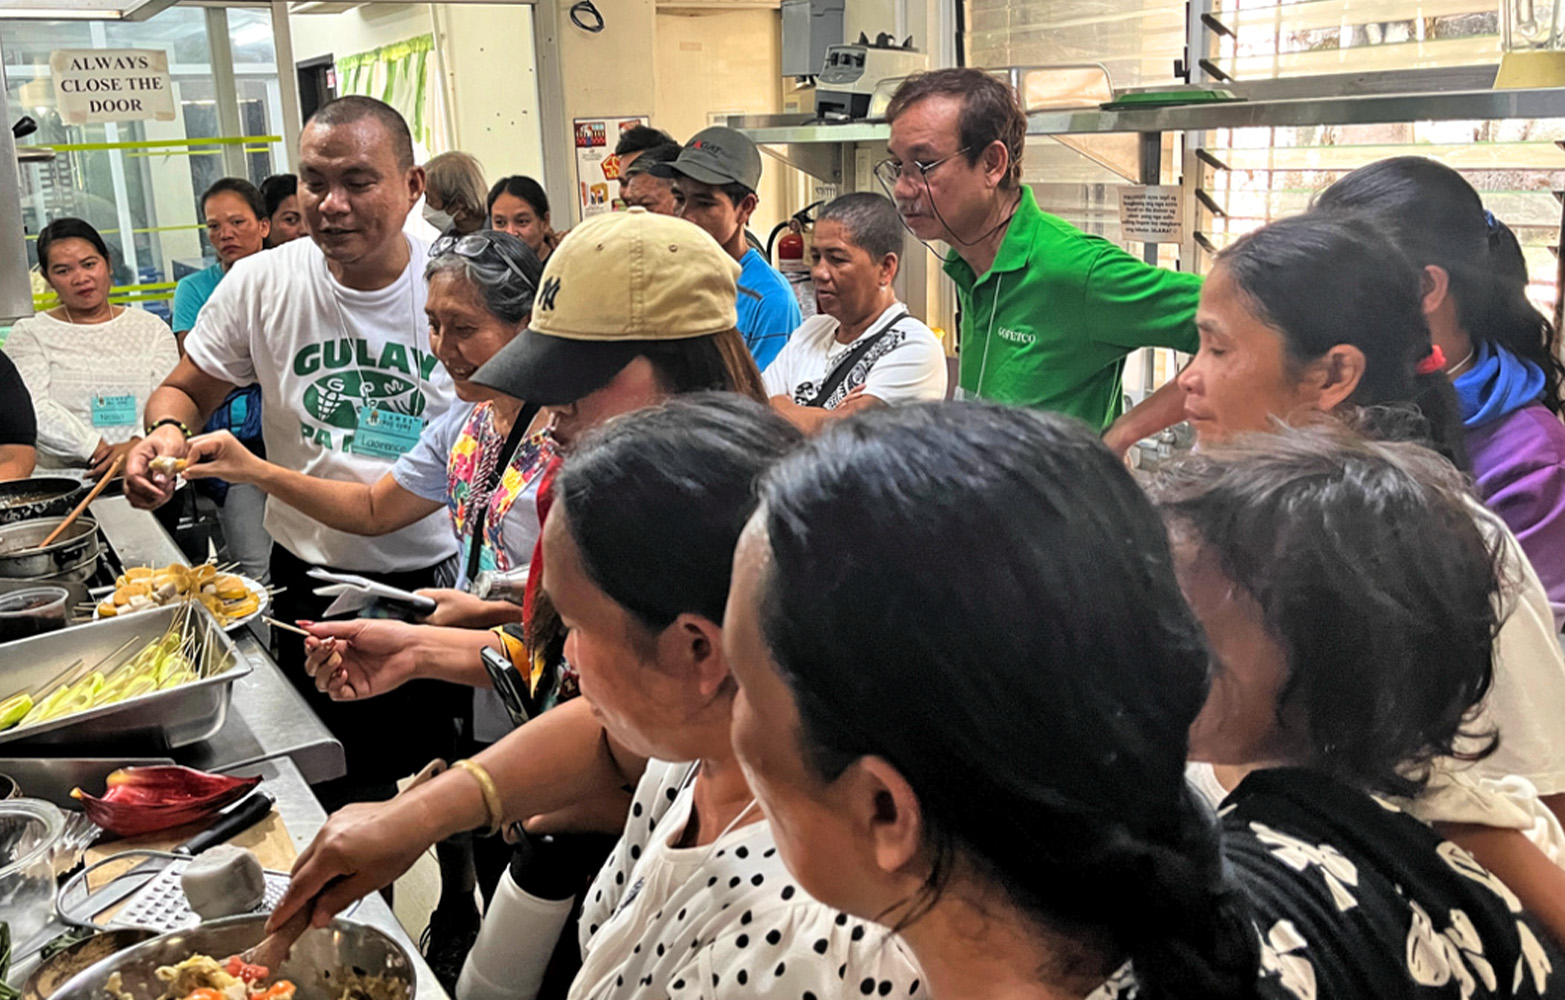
[152,955,294,1000]
[149,456,189,478]
[96,561,260,626]
[181,844,266,918]
[70,765,259,837]
[0,609,225,735]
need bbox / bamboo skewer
[261,615,311,638]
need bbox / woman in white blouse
[7,218,178,477]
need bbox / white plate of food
[94,563,269,632]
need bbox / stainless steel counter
[90,497,345,783]
[1,497,446,999]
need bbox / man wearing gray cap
[671,126,801,370]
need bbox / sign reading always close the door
[50,50,175,125]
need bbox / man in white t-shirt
[763,192,946,433]
[125,96,463,810]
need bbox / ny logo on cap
[538,276,562,312]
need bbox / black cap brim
[471,328,649,407]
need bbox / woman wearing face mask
[184,230,548,630]
[260,174,306,247]
[487,176,558,260]
[268,395,925,1000]
[424,152,489,237]
[1176,213,1565,876]
[8,218,178,478]
[762,193,946,432]
[1314,157,1565,632]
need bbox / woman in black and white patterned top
[275,395,922,1000]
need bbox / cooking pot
[0,797,65,956]
[0,517,100,583]
[0,479,88,527]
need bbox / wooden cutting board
[85,809,296,891]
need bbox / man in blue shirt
[671,126,800,369]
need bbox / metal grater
[108,858,293,933]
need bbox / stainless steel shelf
[731,87,1565,148]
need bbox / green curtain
[335,34,435,151]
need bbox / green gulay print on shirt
[291,337,439,451]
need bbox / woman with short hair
[8,217,178,477]
[763,192,946,432]
[424,151,489,236]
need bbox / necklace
[62,303,116,325]
[1446,345,1477,377]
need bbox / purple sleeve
[1470,407,1565,631]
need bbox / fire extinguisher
[769,202,822,320]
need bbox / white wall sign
[50,49,175,125]
[573,115,647,221]
[1118,185,1183,244]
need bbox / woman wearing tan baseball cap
[470,205,766,442]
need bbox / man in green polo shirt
[881,68,1196,450]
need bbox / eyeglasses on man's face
[873,146,973,193]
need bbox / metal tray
[0,605,251,751]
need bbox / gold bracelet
[452,758,503,836]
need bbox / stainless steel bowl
[22,928,160,1000]
[48,915,415,1000]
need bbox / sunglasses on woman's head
[430,232,535,291]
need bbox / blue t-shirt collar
[1453,338,1546,428]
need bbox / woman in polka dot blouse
[724,403,1261,1000]
[273,395,924,1000]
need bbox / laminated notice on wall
[51,49,175,125]
[1118,186,1183,244]
[574,115,648,221]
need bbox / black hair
[615,124,677,158]
[886,68,1026,188]
[1217,213,1470,470]
[719,181,756,206]
[554,393,801,633]
[757,402,1259,1000]
[1315,156,1565,416]
[817,192,904,261]
[305,95,415,171]
[487,175,550,219]
[1151,424,1501,797]
[643,328,768,404]
[259,173,297,219]
[201,177,266,222]
[37,217,111,271]
[622,142,680,178]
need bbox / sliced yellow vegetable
[0,692,32,731]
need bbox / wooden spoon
[36,454,124,549]
[239,906,312,971]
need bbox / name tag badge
[353,405,425,459]
[90,394,138,427]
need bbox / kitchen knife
[66,789,277,920]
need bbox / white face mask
[423,204,456,232]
